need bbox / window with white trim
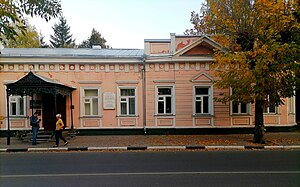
[230,89,250,115]
[263,97,277,114]
[9,96,26,116]
[263,105,277,114]
[194,86,212,115]
[118,87,137,116]
[232,102,249,114]
[288,97,295,114]
[156,86,174,115]
[81,88,100,116]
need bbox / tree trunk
[253,99,265,144]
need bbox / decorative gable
[182,41,214,56]
[191,72,214,83]
[11,71,46,85]
[174,36,225,57]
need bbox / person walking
[30,112,40,145]
[53,114,68,147]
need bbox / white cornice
[0,58,142,64]
[145,57,215,63]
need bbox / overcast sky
[29,0,203,49]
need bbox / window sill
[80,116,103,118]
[117,115,139,117]
[263,113,280,116]
[192,114,214,117]
[155,114,175,117]
[231,114,251,116]
[9,116,27,119]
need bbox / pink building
[0,34,298,134]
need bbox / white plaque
[103,92,115,109]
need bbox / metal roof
[6,71,76,97]
[0,48,144,59]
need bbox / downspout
[70,93,74,130]
[142,56,147,134]
[6,91,10,145]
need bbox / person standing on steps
[30,112,40,145]
[53,114,68,147]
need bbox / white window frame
[80,87,101,117]
[117,86,138,116]
[9,95,26,116]
[193,85,213,115]
[231,102,250,115]
[229,88,250,115]
[263,96,278,114]
[263,105,277,114]
[288,96,295,114]
[155,85,175,115]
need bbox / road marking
[88,147,127,150]
[1,171,299,178]
[147,146,186,149]
[205,146,244,149]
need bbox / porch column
[54,93,57,116]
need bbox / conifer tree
[50,16,75,48]
[78,28,109,48]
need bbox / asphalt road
[0,150,299,187]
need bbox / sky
[29,0,203,49]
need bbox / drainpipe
[70,93,74,130]
[6,91,10,145]
[142,56,147,134]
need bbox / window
[81,88,100,116]
[288,97,295,114]
[156,86,174,115]
[9,96,26,116]
[231,89,249,115]
[119,88,137,115]
[263,96,277,114]
[263,105,277,114]
[194,86,212,115]
[232,102,249,114]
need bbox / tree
[187,0,300,143]
[39,31,50,48]
[50,16,75,48]
[78,28,109,48]
[0,0,61,44]
[5,21,39,48]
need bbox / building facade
[0,34,297,132]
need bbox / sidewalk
[1,132,300,152]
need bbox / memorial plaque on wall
[103,92,115,109]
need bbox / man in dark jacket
[30,112,40,145]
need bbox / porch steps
[23,130,75,143]
[24,131,54,143]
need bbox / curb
[1,145,300,152]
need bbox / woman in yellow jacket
[53,114,68,147]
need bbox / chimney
[170,33,176,53]
[92,45,101,49]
